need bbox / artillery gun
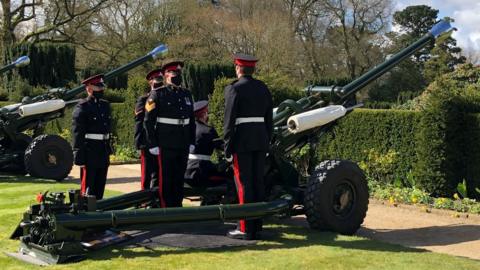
[0,45,168,180]
[9,21,455,265]
[0,55,30,74]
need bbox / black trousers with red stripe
[233,151,266,234]
[140,149,159,190]
[80,166,108,199]
[157,148,188,208]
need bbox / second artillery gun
[9,20,454,265]
[0,45,168,180]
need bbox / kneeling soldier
[184,100,224,187]
[72,74,112,200]
[144,61,195,207]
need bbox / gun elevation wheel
[24,134,73,181]
[304,159,368,235]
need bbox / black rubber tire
[24,134,73,181]
[304,160,369,235]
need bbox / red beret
[161,61,184,73]
[146,69,163,80]
[82,74,105,86]
[233,53,258,67]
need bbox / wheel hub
[332,181,356,218]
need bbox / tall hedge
[317,109,421,185]
[7,43,76,87]
[183,62,235,101]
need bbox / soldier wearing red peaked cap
[224,53,273,240]
[134,69,164,192]
[72,74,112,199]
[144,60,195,208]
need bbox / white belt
[85,133,110,140]
[157,117,190,125]
[188,154,211,161]
[235,117,264,125]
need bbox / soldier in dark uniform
[184,100,225,187]
[224,54,273,240]
[72,74,112,200]
[134,69,163,190]
[143,61,195,207]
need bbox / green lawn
[1,175,479,270]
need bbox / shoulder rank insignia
[145,99,156,112]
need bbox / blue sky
[395,0,480,53]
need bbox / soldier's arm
[72,104,87,165]
[143,92,159,148]
[188,93,196,146]
[265,87,273,141]
[223,85,238,157]
[134,96,146,149]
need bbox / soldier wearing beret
[143,61,195,207]
[72,74,112,199]
[223,54,273,240]
[184,100,225,187]
[134,69,163,191]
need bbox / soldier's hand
[189,144,195,153]
[149,147,160,155]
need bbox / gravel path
[67,164,480,260]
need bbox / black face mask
[92,91,104,99]
[153,82,163,89]
[170,76,182,86]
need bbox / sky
[395,0,480,54]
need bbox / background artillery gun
[9,20,454,265]
[0,45,168,180]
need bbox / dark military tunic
[223,75,273,234]
[185,120,224,187]
[144,85,195,207]
[134,92,158,190]
[72,96,112,199]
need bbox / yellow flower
[389,196,395,205]
[411,195,418,204]
[453,193,460,200]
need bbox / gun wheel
[24,134,73,181]
[304,159,369,235]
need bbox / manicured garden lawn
[1,175,479,270]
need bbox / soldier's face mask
[170,75,182,86]
[92,90,104,99]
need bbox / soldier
[72,74,112,200]
[223,54,273,240]
[143,61,195,207]
[134,69,163,190]
[184,100,225,187]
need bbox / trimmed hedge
[316,109,421,186]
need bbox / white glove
[225,155,233,163]
[189,144,195,153]
[149,147,160,155]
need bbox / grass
[1,175,480,270]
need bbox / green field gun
[9,20,455,265]
[0,45,167,180]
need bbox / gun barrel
[61,44,168,101]
[337,20,454,101]
[54,199,289,230]
[0,56,30,74]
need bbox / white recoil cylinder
[19,99,66,117]
[287,105,347,134]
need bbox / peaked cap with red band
[82,74,105,86]
[146,68,163,80]
[161,61,184,73]
[233,53,258,67]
